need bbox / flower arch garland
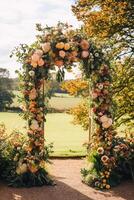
[11,23,116,188]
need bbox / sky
[0,0,81,79]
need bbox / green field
[0,112,88,157]
[12,91,81,111]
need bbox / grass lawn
[0,112,88,157]
[12,91,81,111]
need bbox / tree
[72,0,134,57]
[0,68,15,111]
[71,0,134,132]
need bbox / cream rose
[34,49,43,56]
[41,42,51,53]
[102,118,112,128]
[59,50,66,58]
[30,119,39,130]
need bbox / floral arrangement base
[4,168,53,188]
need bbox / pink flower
[59,50,66,58]
[81,51,89,58]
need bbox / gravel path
[0,159,133,200]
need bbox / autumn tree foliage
[72,0,133,50]
[70,0,134,132]
[61,79,89,130]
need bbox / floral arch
[11,23,116,189]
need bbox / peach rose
[100,115,108,123]
[80,40,89,50]
[31,61,38,68]
[64,43,70,50]
[31,53,40,62]
[55,60,64,68]
[56,42,64,49]
[38,58,45,66]
[41,42,51,53]
[102,118,112,128]
[81,51,89,58]
[59,50,66,58]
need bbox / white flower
[98,83,103,90]
[95,53,99,57]
[29,70,35,77]
[97,147,104,154]
[29,82,33,86]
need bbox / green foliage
[112,58,134,130]
[0,68,15,111]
